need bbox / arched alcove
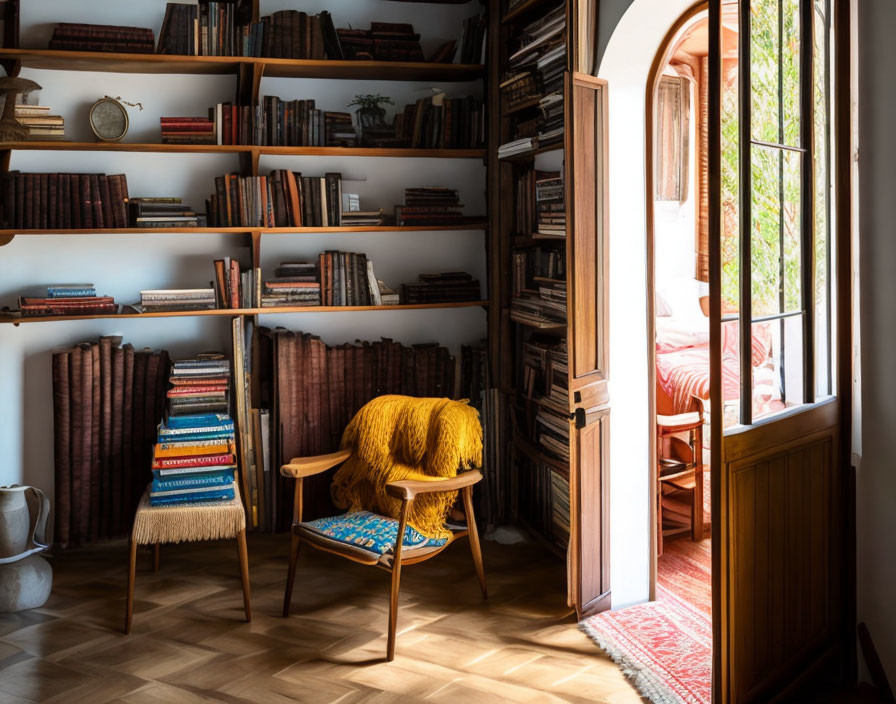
[597,0,705,608]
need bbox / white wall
[856,0,896,681]
[0,1,487,510]
[598,0,697,609]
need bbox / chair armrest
[281,449,352,479]
[385,469,483,501]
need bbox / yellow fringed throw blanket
[330,395,483,540]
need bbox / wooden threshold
[0,48,484,81]
[0,301,489,325]
[0,141,486,159]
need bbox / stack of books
[149,356,237,507]
[15,105,65,141]
[520,336,567,411]
[340,209,385,226]
[498,137,535,159]
[160,116,215,145]
[318,251,382,306]
[536,405,570,462]
[261,261,321,308]
[136,288,217,313]
[501,71,541,113]
[511,281,567,327]
[337,22,424,62]
[536,171,566,237]
[395,187,465,227]
[400,272,481,304]
[19,283,116,317]
[537,93,564,147]
[127,197,207,228]
[550,470,570,545]
[49,22,155,53]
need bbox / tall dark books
[51,338,170,547]
[394,94,485,149]
[257,329,458,529]
[337,22,424,62]
[0,172,129,230]
[149,355,238,507]
[317,251,382,306]
[49,23,155,53]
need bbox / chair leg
[387,561,402,662]
[236,529,252,623]
[692,467,705,542]
[125,538,137,634]
[462,487,487,599]
[153,543,160,573]
[282,531,301,617]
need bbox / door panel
[709,0,849,701]
[566,71,611,616]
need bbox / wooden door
[565,72,611,617]
[708,0,851,701]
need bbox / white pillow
[656,290,673,317]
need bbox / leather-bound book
[110,343,124,535]
[99,337,113,538]
[89,343,101,541]
[121,344,135,527]
[52,349,71,547]
[90,175,104,229]
[130,350,147,513]
[77,343,94,544]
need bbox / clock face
[90,99,128,141]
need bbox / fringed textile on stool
[131,485,246,545]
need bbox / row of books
[514,168,566,236]
[336,22,423,62]
[0,171,129,230]
[207,171,343,228]
[158,5,335,59]
[49,22,154,53]
[137,289,216,313]
[15,104,65,140]
[19,283,116,317]
[511,246,566,296]
[394,95,486,150]
[149,356,238,507]
[511,281,567,328]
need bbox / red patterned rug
[581,537,712,704]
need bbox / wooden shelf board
[0,223,488,236]
[0,301,489,324]
[503,97,543,116]
[1,141,486,159]
[509,312,566,331]
[0,48,484,81]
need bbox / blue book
[48,288,96,298]
[165,413,232,430]
[149,487,235,506]
[157,430,235,443]
[152,469,235,491]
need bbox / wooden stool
[125,484,251,634]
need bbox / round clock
[89,97,129,142]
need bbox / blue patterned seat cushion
[301,511,448,556]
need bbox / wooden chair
[125,484,251,634]
[656,393,705,555]
[280,448,487,662]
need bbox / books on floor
[49,22,155,53]
[15,104,65,141]
[19,283,117,317]
[136,289,216,313]
[150,355,237,506]
[400,271,481,304]
[127,197,207,228]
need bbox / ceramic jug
[0,486,51,612]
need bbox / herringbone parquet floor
[0,534,643,703]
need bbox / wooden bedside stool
[125,483,251,634]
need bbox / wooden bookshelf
[0,48,484,81]
[0,301,489,325]
[0,142,486,160]
[0,223,488,237]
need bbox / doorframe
[644,0,709,601]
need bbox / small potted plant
[348,93,394,145]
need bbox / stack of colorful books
[19,283,117,317]
[149,355,238,506]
